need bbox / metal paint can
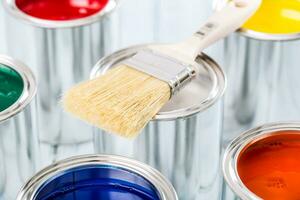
[90,45,226,200]
[17,154,178,200]
[109,0,223,64]
[0,3,7,54]
[0,55,38,199]
[108,0,212,46]
[222,122,300,200]
[3,0,118,165]
[214,0,300,145]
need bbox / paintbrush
[63,0,261,138]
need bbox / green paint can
[0,63,24,112]
[0,55,39,199]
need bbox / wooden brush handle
[177,0,261,60]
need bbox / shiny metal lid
[90,45,226,121]
[3,0,118,28]
[223,122,300,200]
[0,55,36,123]
[17,154,178,200]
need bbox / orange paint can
[223,122,300,200]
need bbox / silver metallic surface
[91,45,226,120]
[3,0,118,166]
[108,0,221,62]
[222,122,300,200]
[91,46,226,200]
[0,56,39,200]
[122,49,197,96]
[223,34,300,145]
[0,4,7,54]
[17,154,178,200]
[220,10,300,196]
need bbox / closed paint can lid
[17,155,178,200]
[0,55,36,122]
[90,45,226,121]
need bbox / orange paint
[237,131,300,200]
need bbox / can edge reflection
[222,121,300,200]
[213,0,300,41]
[16,154,178,200]
[3,0,119,29]
[90,44,226,121]
[0,55,36,123]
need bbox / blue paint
[34,165,161,200]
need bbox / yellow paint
[242,0,300,34]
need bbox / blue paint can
[17,155,178,200]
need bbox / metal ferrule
[121,49,197,97]
[168,66,196,95]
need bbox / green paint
[0,64,24,112]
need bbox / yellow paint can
[243,0,300,34]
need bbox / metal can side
[91,45,226,200]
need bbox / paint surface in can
[0,63,23,112]
[237,131,300,199]
[243,0,300,34]
[16,0,109,20]
[34,165,161,200]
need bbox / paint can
[17,154,178,200]
[214,0,300,145]
[0,55,38,199]
[109,0,222,62]
[222,122,300,200]
[0,3,6,54]
[91,45,226,200]
[3,0,118,165]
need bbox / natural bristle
[63,65,171,138]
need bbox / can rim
[237,28,300,41]
[90,44,226,121]
[16,154,178,200]
[0,55,36,123]
[213,0,300,41]
[3,0,118,29]
[222,122,300,200]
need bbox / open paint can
[214,0,300,145]
[90,45,226,200]
[223,122,300,200]
[17,154,178,200]
[0,55,38,199]
[3,0,118,165]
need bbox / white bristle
[63,65,170,138]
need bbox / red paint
[237,131,300,200]
[16,0,109,21]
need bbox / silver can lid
[90,45,226,121]
[0,55,36,123]
[17,154,178,200]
